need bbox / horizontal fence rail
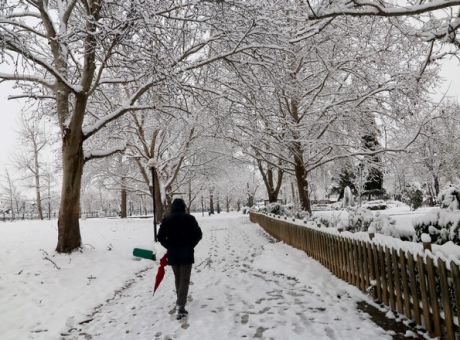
[250,212,460,340]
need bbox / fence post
[421,233,432,252]
[437,258,455,340]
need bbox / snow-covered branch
[82,105,156,140]
[310,1,460,19]
[1,37,78,92]
[0,73,54,89]
[84,143,127,163]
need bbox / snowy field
[1,213,397,339]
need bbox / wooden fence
[250,212,460,339]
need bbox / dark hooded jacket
[158,199,202,266]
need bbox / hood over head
[171,198,186,213]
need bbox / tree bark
[293,141,311,213]
[209,192,214,214]
[257,157,283,203]
[289,99,311,213]
[56,132,84,253]
[294,163,311,213]
[32,140,44,220]
[433,175,440,196]
[153,170,163,222]
[120,177,127,218]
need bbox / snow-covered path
[63,214,392,340]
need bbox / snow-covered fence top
[249,212,460,340]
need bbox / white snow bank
[0,218,156,340]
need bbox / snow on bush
[249,203,310,220]
[314,211,348,230]
[413,208,460,245]
[440,186,460,210]
[315,207,399,238]
[242,206,251,214]
[347,208,398,237]
[346,208,373,232]
[421,233,432,243]
[413,186,460,245]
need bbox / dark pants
[171,264,192,309]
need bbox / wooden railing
[250,212,460,339]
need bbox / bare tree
[0,170,22,220]
[14,111,49,219]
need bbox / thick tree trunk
[267,191,278,203]
[294,164,311,213]
[433,175,440,196]
[288,100,311,213]
[257,158,283,203]
[293,142,311,213]
[56,137,84,253]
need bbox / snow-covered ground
[1,213,395,339]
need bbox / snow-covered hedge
[440,186,460,210]
[413,209,460,245]
[345,208,399,237]
[316,207,399,238]
[413,186,460,245]
[249,203,310,220]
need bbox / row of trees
[1,0,460,252]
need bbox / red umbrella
[153,253,168,295]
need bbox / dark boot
[176,307,188,320]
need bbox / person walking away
[158,198,202,320]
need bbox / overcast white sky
[0,58,459,171]
[0,82,23,170]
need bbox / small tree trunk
[153,170,163,221]
[47,175,51,220]
[56,135,84,253]
[120,178,127,218]
[187,179,192,213]
[290,181,297,205]
[209,193,214,214]
[34,156,44,220]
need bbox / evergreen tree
[330,168,357,200]
[362,133,385,199]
